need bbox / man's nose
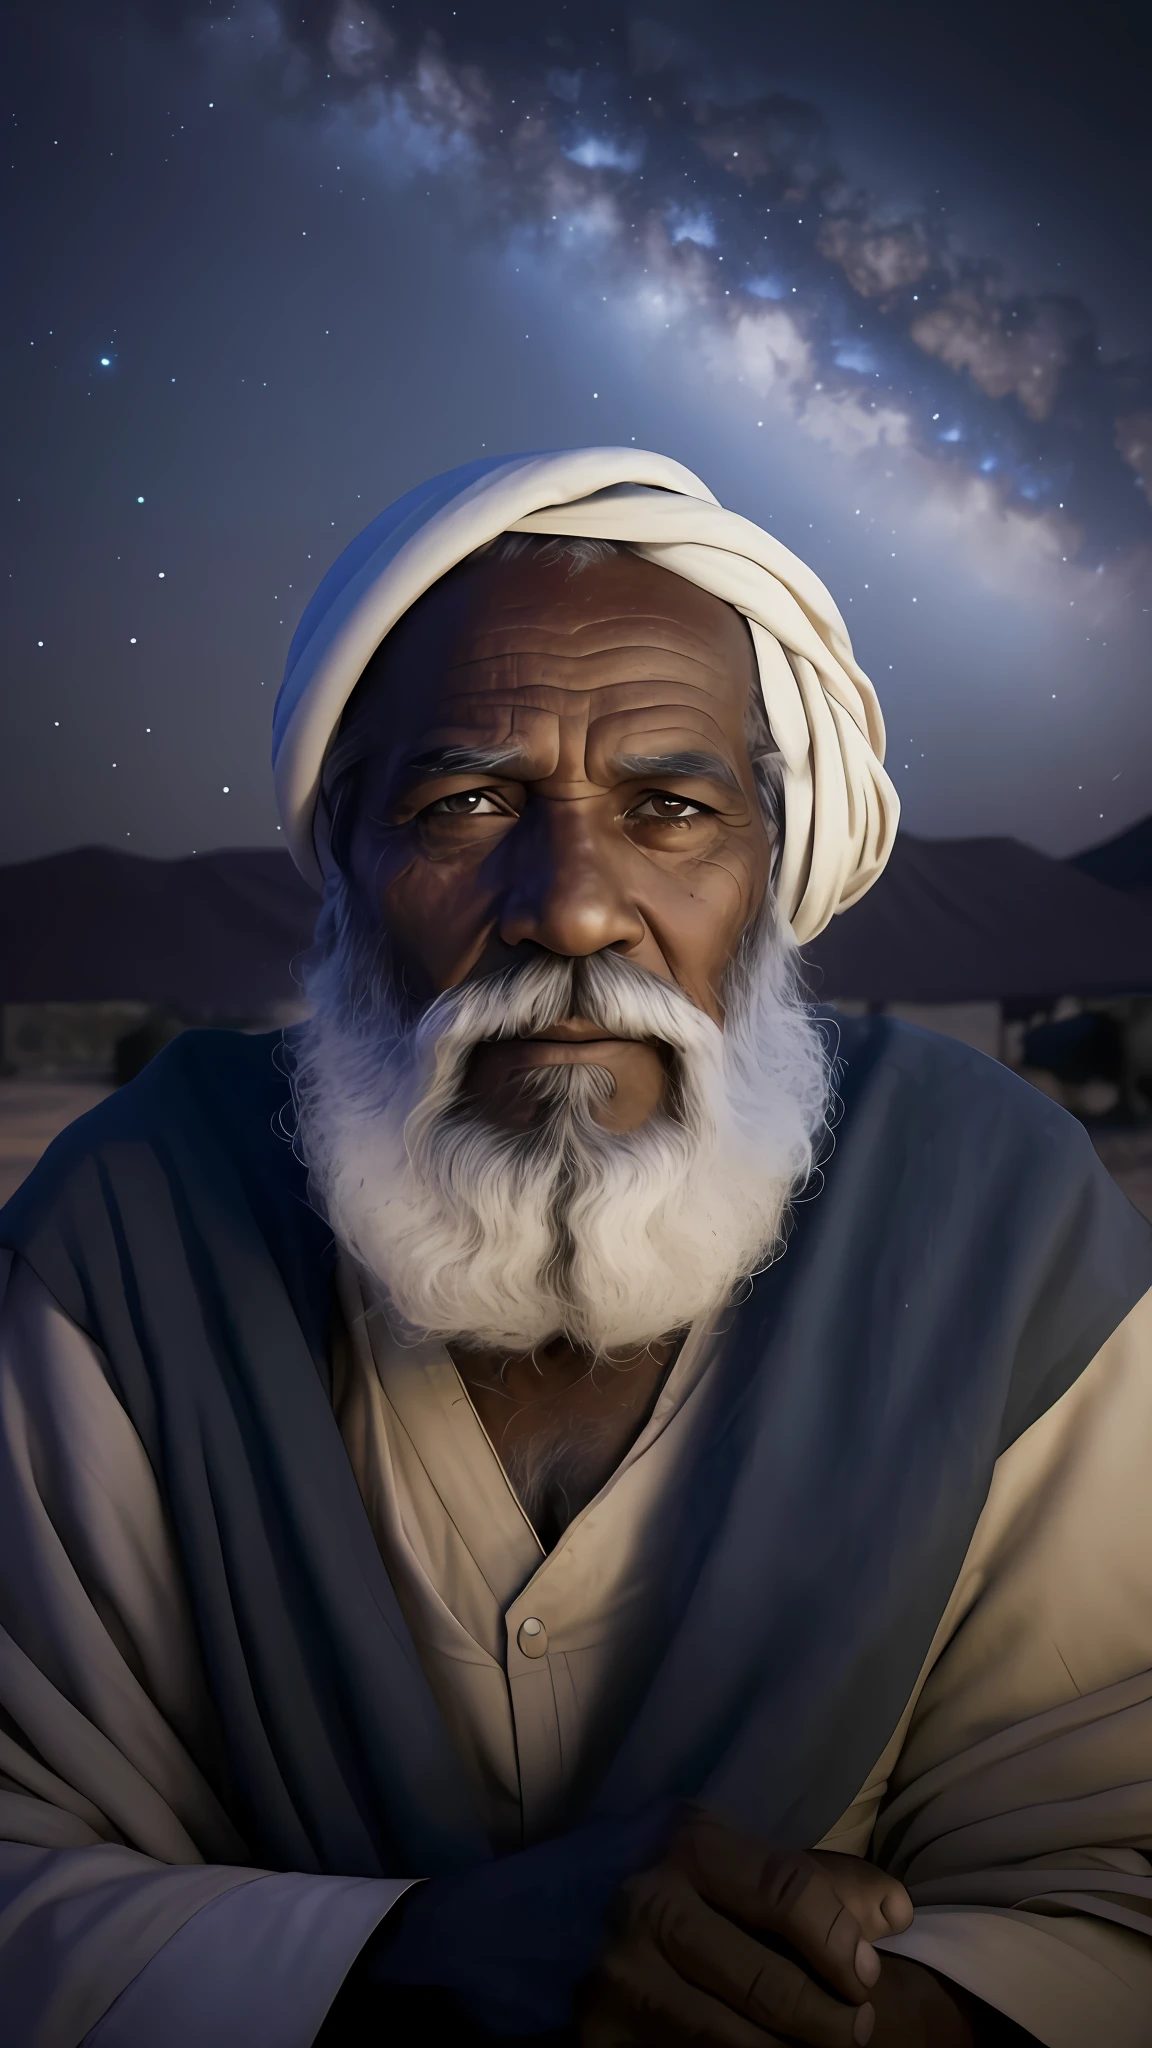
[496,799,646,957]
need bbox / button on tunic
[332,1262,723,1848]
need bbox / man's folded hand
[579,1810,987,2047]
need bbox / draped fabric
[3,1019,1149,1882]
[3,1277,1152,2048]
[271,450,900,942]
[2,1022,1152,2042]
[812,1294,1152,2043]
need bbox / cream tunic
[1,1248,1151,2046]
[331,1263,725,1850]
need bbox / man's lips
[523,1018,629,1044]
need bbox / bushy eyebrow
[401,742,531,780]
[614,749,743,796]
[397,742,743,798]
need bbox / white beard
[290,887,831,1356]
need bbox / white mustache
[414,951,716,1074]
[293,876,831,1353]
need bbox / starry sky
[4,0,1151,868]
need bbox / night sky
[4,0,1150,869]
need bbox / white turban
[272,447,899,943]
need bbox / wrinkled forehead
[338,545,759,744]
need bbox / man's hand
[579,1809,978,2046]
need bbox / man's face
[343,547,774,1132]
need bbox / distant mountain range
[0,846,317,1012]
[1068,815,1152,901]
[806,827,1152,1006]
[2,825,1151,1012]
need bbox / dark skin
[345,547,772,1541]
[337,549,1034,2048]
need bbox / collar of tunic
[333,1260,721,1847]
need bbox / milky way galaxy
[3,0,1150,863]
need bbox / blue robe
[3,1015,1148,1896]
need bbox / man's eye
[629,792,708,822]
[425,789,507,818]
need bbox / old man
[2,448,1151,2048]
